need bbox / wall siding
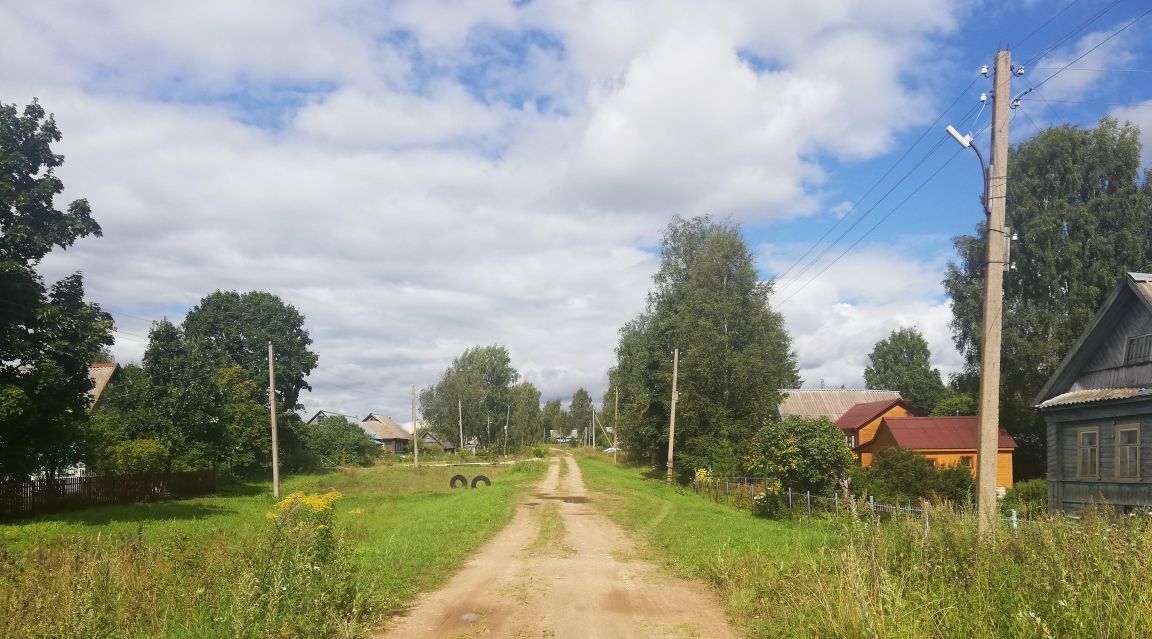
[1073,298,1152,391]
[1047,401,1152,510]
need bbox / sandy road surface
[375,456,739,639]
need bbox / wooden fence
[0,470,216,518]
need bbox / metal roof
[778,389,901,421]
[862,416,1017,450]
[1036,388,1151,409]
[361,414,411,440]
[87,363,120,409]
[835,398,911,431]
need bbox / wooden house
[87,362,120,411]
[1035,272,1152,512]
[857,416,1016,488]
[304,409,357,425]
[778,388,902,421]
[419,431,456,453]
[835,398,917,464]
[361,413,411,454]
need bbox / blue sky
[2,0,1151,421]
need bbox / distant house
[835,398,917,463]
[857,416,1016,489]
[778,389,903,422]
[360,413,411,454]
[87,362,120,411]
[304,409,357,425]
[1035,272,1152,512]
[464,436,480,454]
[419,431,456,453]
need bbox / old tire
[470,475,491,488]
[450,474,468,489]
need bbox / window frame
[1115,424,1140,480]
[1125,333,1152,365]
[1076,426,1100,479]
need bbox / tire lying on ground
[470,475,491,488]
[450,474,469,489]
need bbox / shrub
[742,416,854,496]
[103,439,169,474]
[855,447,974,506]
[1003,478,1047,516]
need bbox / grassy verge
[580,455,1152,638]
[1,461,544,638]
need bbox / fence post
[1011,509,1019,531]
[806,491,812,518]
[869,495,874,512]
[834,491,839,516]
[788,487,793,513]
[923,508,929,540]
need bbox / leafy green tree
[742,416,853,494]
[508,381,542,447]
[0,100,113,481]
[863,327,946,413]
[945,117,1152,478]
[183,291,318,410]
[611,216,800,478]
[217,363,271,472]
[103,439,169,474]
[142,319,226,471]
[419,345,520,447]
[541,399,568,441]
[569,388,593,443]
[297,415,380,467]
[930,392,977,416]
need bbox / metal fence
[0,470,216,518]
[693,476,1031,530]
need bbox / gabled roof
[778,389,902,421]
[306,409,357,425]
[835,398,914,431]
[361,414,411,441]
[863,416,1017,451]
[87,363,120,410]
[420,431,454,447]
[1038,388,1152,409]
[1035,273,1152,405]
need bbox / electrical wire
[1018,0,1124,70]
[1019,7,1152,98]
[1011,0,1085,51]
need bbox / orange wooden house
[856,416,1017,489]
[835,397,917,465]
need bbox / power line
[1019,7,1152,98]
[771,79,981,289]
[1012,0,1085,51]
[776,146,965,307]
[1019,0,1123,69]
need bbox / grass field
[579,455,1152,639]
[1,461,544,639]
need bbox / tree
[611,216,800,478]
[569,388,593,443]
[945,117,1152,478]
[508,381,542,447]
[297,415,380,467]
[930,392,977,416]
[182,291,318,410]
[863,327,947,414]
[420,345,520,447]
[0,100,113,481]
[742,416,853,494]
[541,399,568,441]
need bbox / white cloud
[1112,99,1152,168]
[764,245,965,389]
[4,1,969,420]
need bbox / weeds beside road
[579,455,1152,639]
[1,462,544,639]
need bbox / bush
[855,447,974,506]
[103,439,169,474]
[292,416,380,469]
[1003,478,1047,516]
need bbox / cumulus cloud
[3,1,969,420]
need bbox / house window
[845,434,856,448]
[1116,425,1140,479]
[959,456,974,468]
[925,458,938,468]
[1077,428,1099,478]
[1125,334,1152,365]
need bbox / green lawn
[1,461,544,639]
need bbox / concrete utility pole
[267,342,280,499]
[591,407,596,449]
[504,404,510,457]
[458,397,464,455]
[614,387,619,464]
[665,349,680,484]
[411,386,419,467]
[976,50,1012,535]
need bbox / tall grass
[1,461,543,638]
[579,456,1152,639]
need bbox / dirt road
[376,456,739,639]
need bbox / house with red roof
[857,416,1017,489]
[835,397,917,464]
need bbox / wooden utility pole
[267,342,280,499]
[504,404,510,456]
[591,407,596,449]
[665,349,680,484]
[458,397,464,455]
[976,50,1012,535]
[614,388,619,464]
[411,386,419,467]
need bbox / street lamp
[945,125,990,217]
